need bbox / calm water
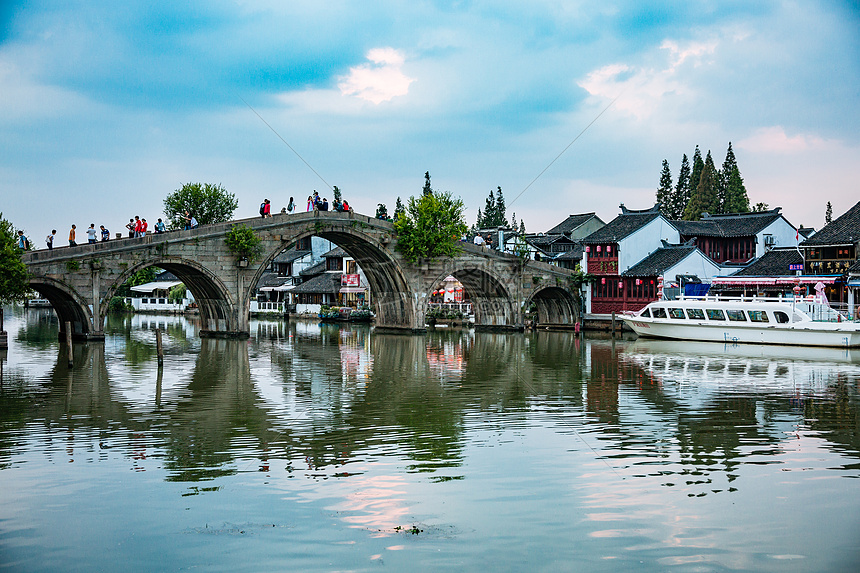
[1,306,859,572]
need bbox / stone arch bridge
[22,210,581,340]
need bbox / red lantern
[636,279,641,285]
[618,281,623,289]
[601,278,606,284]
[607,245,612,253]
[596,245,601,252]
[585,246,590,253]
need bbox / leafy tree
[224,224,264,263]
[671,153,691,220]
[394,197,405,220]
[333,186,342,203]
[656,159,674,218]
[375,203,389,219]
[689,146,704,200]
[0,212,29,306]
[422,171,433,196]
[752,202,769,212]
[394,190,468,263]
[826,201,833,224]
[163,182,238,230]
[683,151,719,220]
[723,165,750,213]
[115,267,159,297]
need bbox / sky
[2,1,859,241]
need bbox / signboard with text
[788,264,804,271]
[341,274,360,287]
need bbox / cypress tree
[826,202,833,224]
[519,220,526,234]
[672,153,691,220]
[422,171,433,196]
[723,165,750,213]
[394,197,405,220]
[717,143,738,213]
[494,187,507,227]
[483,188,497,228]
[656,159,674,218]
[510,212,518,231]
[683,151,719,220]
[689,146,704,200]
[475,208,483,229]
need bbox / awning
[259,284,294,292]
[712,276,839,286]
[339,287,366,294]
[130,281,183,293]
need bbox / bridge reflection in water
[1,308,860,571]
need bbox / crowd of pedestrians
[16,190,354,252]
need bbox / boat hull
[621,317,860,348]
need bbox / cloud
[737,126,827,154]
[338,47,415,105]
[577,39,717,120]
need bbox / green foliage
[671,153,691,220]
[65,260,81,272]
[825,201,833,224]
[426,308,465,320]
[656,159,674,218]
[394,197,405,220]
[168,283,187,300]
[752,202,769,212]
[318,305,342,319]
[115,267,159,297]
[689,146,704,198]
[477,186,508,228]
[108,296,133,313]
[422,171,433,196]
[333,186,342,203]
[723,165,750,213]
[224,224,264,263]
[393,190,468,263]
[0,212,30,304]
[376,203,389,219]
[163,182,237,230]
[682,151,719,220]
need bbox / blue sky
[2,1,859,240]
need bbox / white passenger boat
[620,295,860,348]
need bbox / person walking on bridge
[126,219,134,238]
[46,230,55,250]
[100,225,110,241]
[68,225,77,247]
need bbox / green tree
[163,182,238,230]
[333,186,342,203]
[494,186,507,227]
[825,201,833,224]
[656,159,674,218]
[689,146,704,200]
[475,208,483,230]
[224,224,264,263]
[394,197,405,220]
[723,165,750,213]
[115,267,159,297]
[519,220,526,235]
[510,212,518,231]
[375,203,389,219]
[394,191,468,263]
[422,171,433,196]
[480,186,508,228]
[717,142,738,213]
[671,153,691,220]
[752,202,769,212]
[0,212,30,306]
[683,151,719,220]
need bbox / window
[706,309,725,321]
[651,307,667,319]
[686,308,705,320]
[726,310,747,322]
[296,237,311,251]
[747,310,769,323]
[774,311,790,324]
[640,308,651,318]
[158,298,166,304]
[668,308,686,319]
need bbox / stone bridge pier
[22,211,580,340]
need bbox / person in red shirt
[141,218,148,234]
[133,216,142,238]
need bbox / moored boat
[620,295,860,348]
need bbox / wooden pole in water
[155,329,164,365]
[65,321,73,367]
[611,311,616,338]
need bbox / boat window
[774,311,790,324]
[640,308,651,318]
[668,308,685,319]
[747,310,769,323]
[706,309,725,320]
[686,308,705,320]
[726,309,747,322]
[651,307,667,319]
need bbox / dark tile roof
[582,205,662,244]
[733,248,803,276]
[273,249,311,264]
[322,246,349,258]
[299,261,326,277]
[622,246,697,277]
[290,272,342,294]
[155,270,179,281]
[848,259,860,274]
[546,213,597,235]
[800,200,860,246]
[673,208,786,237]
[553,250,583,261]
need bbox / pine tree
[510,212,518,231]
[394,197,405,220]
[826,202,833,224]
[475,208,483,229]
[683,151,719,220]
[333,186,342,203]
[723,165,750,213]
[494,187,507,227]
[519,220,526,234]
[422,171,433,196]
[482,188,496,228]
[718,142,737,213]
[656,159,674,218]
[672,153,691,220]
[689,146,704,200]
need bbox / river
[1,306,859,572]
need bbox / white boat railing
[674,293,854,322]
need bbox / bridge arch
[249,224,417,330]
[427,265,518,329]
[526,286,579,327]
[28,276,95,339]
[102,257,238,337]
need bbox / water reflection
[2,306,860,571]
